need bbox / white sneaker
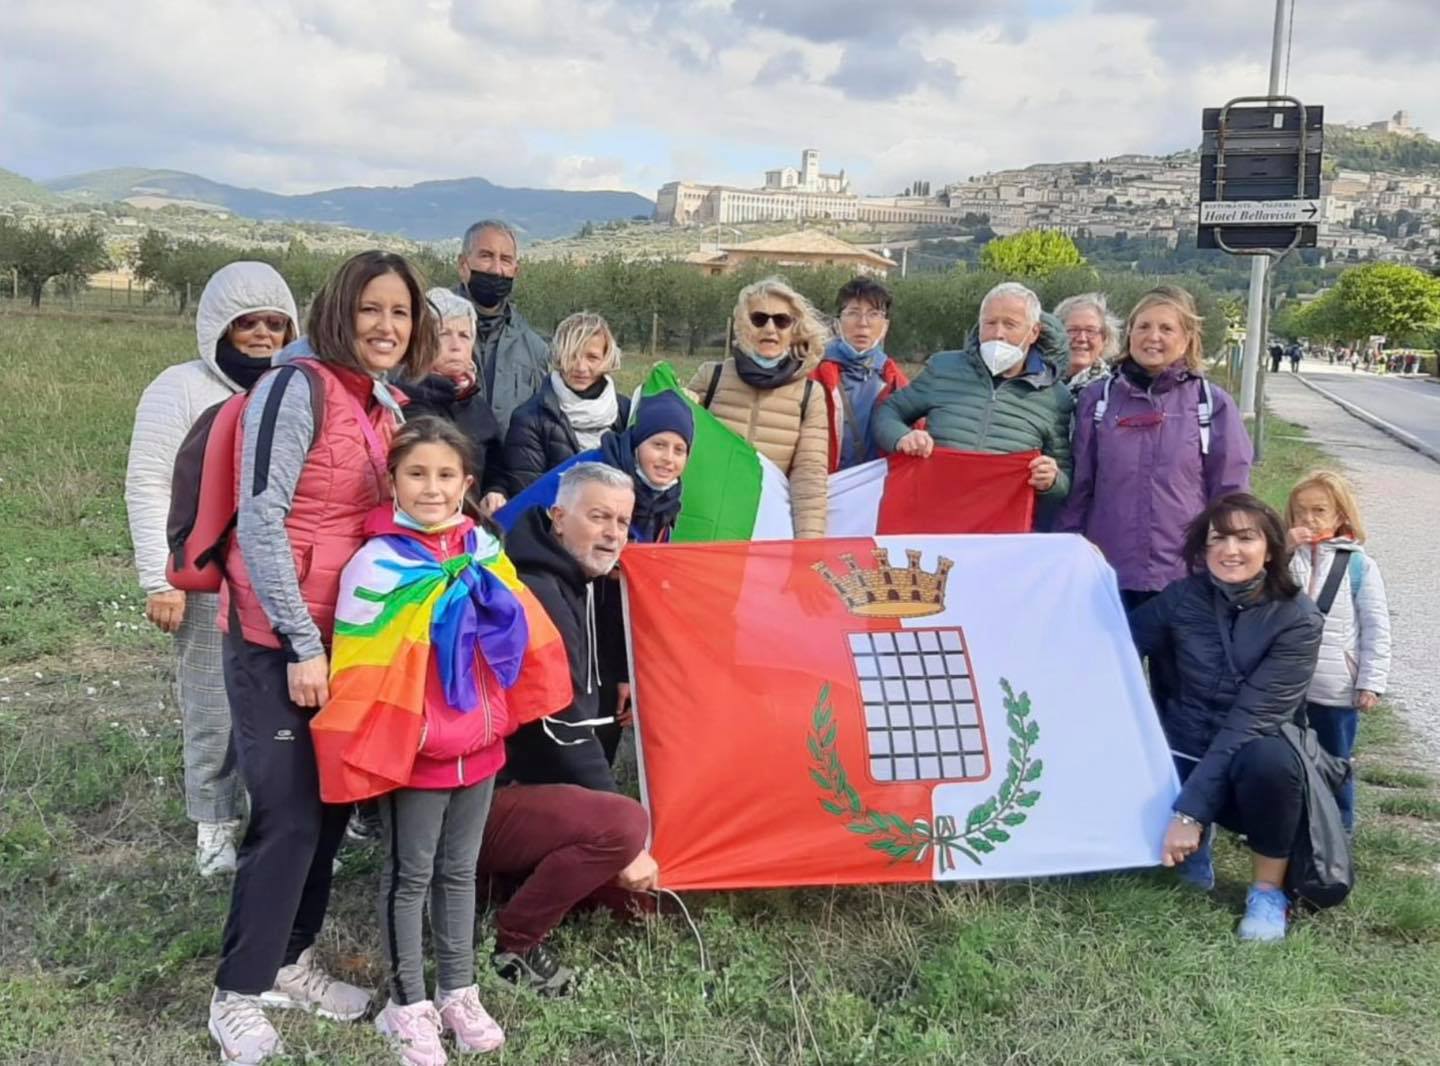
[260,947,371,1021]
[209,988,283,1064]
[196,820,240,877]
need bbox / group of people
[123,218,1390,1066]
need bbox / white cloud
[0,0,1436,202]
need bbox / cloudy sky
[2,0,1436,199]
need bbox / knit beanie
[632,390,695,449]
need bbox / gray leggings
[378,779,496,1005]
[175,592,244,823]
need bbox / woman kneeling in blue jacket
[1130,492,1323,942]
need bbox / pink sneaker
[375,999,448,1066]
[436,985,505,1053]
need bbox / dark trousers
[1308,702,1359,830]
[215,634,350,994]
[1122,589,1177,711]
[1175,735,1304,859]
[477,784,649,954]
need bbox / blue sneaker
[1175,827,1215,891]
[1237,885,1289,942]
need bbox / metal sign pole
[1237,0,1292,432]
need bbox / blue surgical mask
[748,352,786,369]
[393,504,466,534]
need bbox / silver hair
[1053,291,1122,363]
[461,219,520,257]
[426,287,477,329]
[980,281,1042,328]
[555,462,634,510]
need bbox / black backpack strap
[800,378,816,424]
[250,362,328,496]
[293,361,328,447]
[701,363,723,410]
[1315,549,1354,615]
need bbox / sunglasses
[231,314,290,334]
[748,311,795,330]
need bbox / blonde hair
[550,311,621,376]
[1123,285,1205,373]
[1287,470,1367,543]
[733,276,831,367]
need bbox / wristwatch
[1171,812,1200,828]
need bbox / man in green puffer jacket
[873,281,1075,514]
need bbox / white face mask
[979,338,1027,377]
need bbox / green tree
[1326,263,1440,344]
[131,229,234,312]
[979,230,1085,280]
[0,219,109,307]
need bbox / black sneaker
[345,804,381,846]
[492,943,576,997]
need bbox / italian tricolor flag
[638,363,1036,540]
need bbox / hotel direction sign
[1199,199,1320,226]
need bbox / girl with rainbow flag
[311,416,570,1066]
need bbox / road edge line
[1294,373,1440,466]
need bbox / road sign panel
[1199,200,1321,225]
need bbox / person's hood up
[395,373,462,409]
[962,310,1071,386]
[505,505,591,592]
[195,262,299,391]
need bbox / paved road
[1293,369,1440,453]
[1266,372,1440,770]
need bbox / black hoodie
[503,506,616,791]
[394,374,507,496]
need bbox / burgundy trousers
[477,783,649,953]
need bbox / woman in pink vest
[209,251,438,1065]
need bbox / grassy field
[2,312,1439,1065]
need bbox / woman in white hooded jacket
[124,261,299,875]
[1286,470,1392,832]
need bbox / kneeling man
[479,463,659,995]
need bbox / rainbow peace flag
[312,528,572,803]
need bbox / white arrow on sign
[1200,200,1321,225]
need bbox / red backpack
[165,363,325,592]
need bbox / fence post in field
[185,282,192,314]
[724,315,732,356]
[127,278,133,307]
[10,268,17,305]
[651,311,659,359]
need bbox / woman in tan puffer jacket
[689,277,831,538]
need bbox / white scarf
[551,371,618,450]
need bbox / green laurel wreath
[808,678,1042,870]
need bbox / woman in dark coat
[394,288,508,514]
[503,312,630,495]
[1130,492,1323,942]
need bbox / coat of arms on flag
[621,534,1179,891]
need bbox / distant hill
[0,167,59,206]
[1326,126,1440,174]
[40,168,654,242]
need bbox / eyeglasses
[748,311,795,330]
[1066,327,1103,339]
[840,309,887,324]
[232,314,290,334]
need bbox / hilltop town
[652,113,1440,269]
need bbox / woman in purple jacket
[1058,285,1253,610]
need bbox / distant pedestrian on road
[1269,342,1284,374]
[1058,284,1253,612]
[1286,471,1391,832]
[1054,291,1120,398]
[125,261,299,879]
[453,219,551,436]
[1130,493,1325,941]
[1287,341,1303,373]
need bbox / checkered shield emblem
[848,628,991,784]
